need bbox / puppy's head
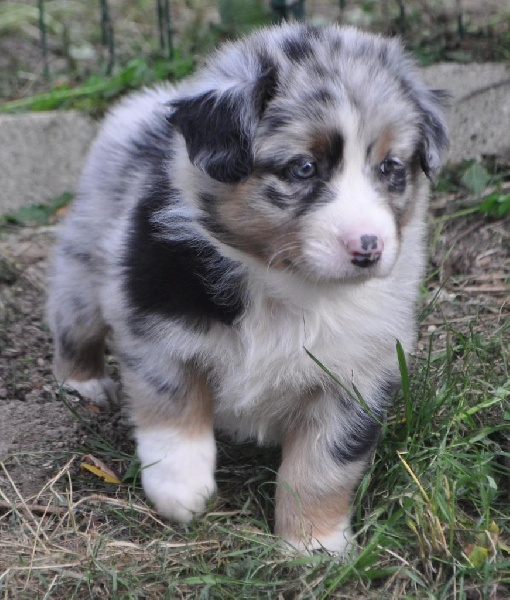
[168,24,448,282]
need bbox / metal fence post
[38,0,50,79]
[99,0,115,74]
[157,0,173,59]
[270,1,306,23]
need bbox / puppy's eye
[380,156,407,193]
[288,158,317,180]
[380,157,405,176]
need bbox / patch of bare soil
[0,202,508,504]
[0,226,132,501]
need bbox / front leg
[275,398,382,555]
[124,359,217,523]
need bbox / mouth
[350,251,382,269]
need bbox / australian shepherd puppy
[47,24,448,555]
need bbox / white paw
[136,427,217,522]
[283,518,354,556]
[65,377,119,405]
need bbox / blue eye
[288,158,317,180]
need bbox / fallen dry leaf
[80,454,122,485]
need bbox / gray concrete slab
[422,62,510,163]
[0,111,98,214]
[1,62,509,214]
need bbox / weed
[0,192,72,229]
[0,57,195,115]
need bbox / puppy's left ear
[416,88,449,180]
[168,66,278,184]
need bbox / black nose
[344,235,384,268]
[360,235,378,251]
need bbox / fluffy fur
[47,24,448,555]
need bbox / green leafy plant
[436,160,510,221]
[461,161,510,219]
[0,56,194,114]
[460,162,491,197]
[478,191,510,218]
[0,192,72,229]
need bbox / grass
[0,308,508,598]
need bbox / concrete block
[0,111,98,214]
[422,62,510,163]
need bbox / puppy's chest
[207,294,379,414]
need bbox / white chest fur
[201,271,415,443]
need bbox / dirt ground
[0,225,132,501]
[0,186,508,504]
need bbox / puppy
[47,24,448,555]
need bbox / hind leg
[54,321,118,404]
[47,247,118,404]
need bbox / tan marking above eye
[369,126,396,165]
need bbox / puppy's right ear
[416,88,449,180]
[168,66,277,184]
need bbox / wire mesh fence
[31,0,481,78]
[1,1,508,106]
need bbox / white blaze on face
[300,112,399,282]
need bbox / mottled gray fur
[47,24,448,554]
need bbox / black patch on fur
[387,167,407,194]
[378,45,389,67]
[168,58,278,184]
[331,414,382,463]
[310,130,344,176]
[293,180,329,217]
[329,35,343,54]
[58,327,79,361]
[265,183,290,209]
[263,111,293,132]
[117,351,180,396]
[168,91,252,183]
[311,61,328,78]
[281,36,314,62]
[143,371,181,396]
[330,381,399,464]
[418,93,449,178]
[123,175,245,332]
[398,81,449,178]
[255,51,279,112]
[309,88,335,106]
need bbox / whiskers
[267,232,324,283]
